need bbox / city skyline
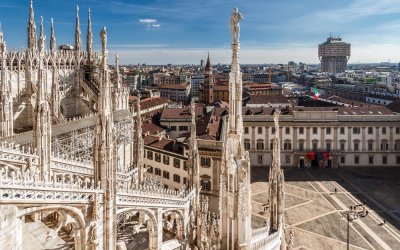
[1,0,400,64]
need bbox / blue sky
[1,0,400,64]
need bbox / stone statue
[230,7,244,44]
[100,26,107,50]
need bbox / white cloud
[139,19,157,24]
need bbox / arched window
[256,140,264,150]
[244,139,251,150]
[284,140,292,150]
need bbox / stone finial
[100,26,107,51]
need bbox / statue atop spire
[50,18,56,54]
[75,5,81,52]
[27,0,37,51]
[87,8,93,59]
[229,7,244,44]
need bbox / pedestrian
[366,210,369,216]
[383,219,386,224]
[334,188,337,194]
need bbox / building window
[340,142,345,151]
[299,141,304,151]
[368,127,373,134]
[312,127,318,134]
[201,179,211,191]
[163,155,170,164]
[147,166,153,173]
[353,127,360,134]
[396,127,400,134]
[284,141,292,150]
[383,156,387,164]
[258,127,263,134]
[380,141,389,151]
[395,141,400,151]
[285,155,290,164]
[163,171,170,179]
[183,161,188,170]
[244,127,249,134]
[257,155,263,164]
[368,141,373,151]
[155,153,161,162]
[173,174,181,183]
[326,142,331,151]
[201,157,211,167]
[155,168,161,176]
[340,127,345,134]
[299,127,304,134]
[285,127,290,134]
[272,127,276,134]
[355,156,359,164]
[170,126,177,131]
[340,157,345,164]
[397,156,400,164]
[256,140,265,150]
[244,140,251,150]
[313,142,318,151]
[326,128,331,135]
[179,126,188,131]
[369,156,374,164]
[382,127,386,134]
[183,177,188,185]
[174,158,180,168]
[147,151,153,160]
[354,142,359,151]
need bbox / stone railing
[251,226,270,237]
[117,186,196,209]
[251,223,283,250]
[0,142,39,165]
[0,166,103,204]
[51,156,93,176]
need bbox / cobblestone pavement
[251,167,400,250]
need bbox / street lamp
[341,206,359,250]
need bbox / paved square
[251,167,400,250]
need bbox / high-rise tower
[318,36,351,74]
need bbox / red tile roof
[160,105,205,120]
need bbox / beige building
[243,106,400,168]
[143,137,222,196]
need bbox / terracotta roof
[158,83,189,90]
[293,106,393,115]
[213,85,229,91]
[160,106,205,120]
[247,94,289,105]
[142,121,165,136]
[132,97,172,112]
[386,101,400,113]
[144,135,184,154]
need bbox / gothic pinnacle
[75,5,81,51]
[50,18,56,53]
[87,8,93,55]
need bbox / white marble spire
[38,16,45,53]
[87,8,93,57]
[115,53,121,88]
[50,18,56,53]
[75,5,81,52]
[27,0,37,51]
